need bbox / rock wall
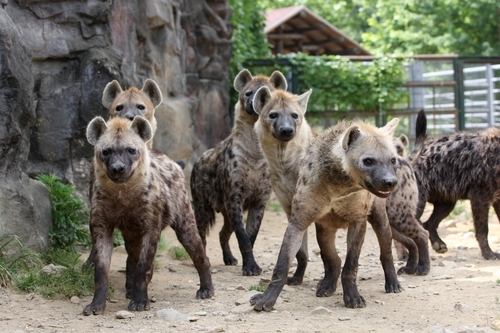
[0,0,233,251]
[7,0,232,196]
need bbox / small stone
[463,232,475,239]
[454,302,470,313]
[230,302,255,314]
[408,285,417,288]
[211,269,218,274]
[235,290,260,306]
[259,278,271,286]
[444,220,457,228]
[26,293,34,301]
[431,275,454,280]
[282,285,294,292]
[155,308,189,322]
[207,327,225,333]
[338,316,351,321]
[109,299,118,303]
[115,310,135,319]
[360,276,372,281]
[311,306,332,315]
[150,296,157,303]
[375,300,385,305]
[189,317,199,322]
[235,285,247,291]
[41,264,67,277]
[438,261,457,268]
[70,296,80,304]
[465,274,474,278]
[457,246,468,250]
[397,277,406,282]
[194,311,207,316]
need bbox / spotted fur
[190,69,287,276]
[83,116,213,316]
[251,118,402,311]
[414,126,500,260]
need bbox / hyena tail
[408,109,427,164]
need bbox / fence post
[486,63,495,127]
[454,58,465,131]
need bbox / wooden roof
[265,6,371,56]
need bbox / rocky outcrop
[0,0,233,251]
[0,8,52,252]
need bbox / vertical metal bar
[454,58,465,131]
[486,63,495,127]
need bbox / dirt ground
[1,202,500,333]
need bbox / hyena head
[341,118,400,198]
[252,86,312,141]
[233,69,288,116]
[393,134,409,157]
[87,116,153,183]
[102,79,162,136]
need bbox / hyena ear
[252,86,272,115]
[234,69,253,92]
[141,79,163,107]
[131,116,153,143]
[269,70,288,91]
[342,125,361,151]
[296,89,312,113]
[399,134,409,147]
[102,80,123,109]
[87,116,108,146]
[382,118,400,136]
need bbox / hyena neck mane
[231,101,265,158]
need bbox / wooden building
[265,5,371,56]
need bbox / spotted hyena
[83,116,213,315]
[191,69,287,276]
[253,87,314,285]
[251,114,402,311]
[102,79,162,149]
[387,110,430,275]
[414,127,500,260]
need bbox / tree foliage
[256,0,500,56]
[281,53,407,113]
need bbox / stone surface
[155,308,189,322]
[0,7,51,253]
[115,310,136,319]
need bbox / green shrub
[249,284,267,292]
[36,174,90,250]
[0,235,41,287]
[169,245,190,260]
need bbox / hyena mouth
[365,182,392,198]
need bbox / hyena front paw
[397,265,416,275]
[250,293,276,312]
[343,293,366,309]
[83,301,106,316]
[196,287,214,299]
[431,241,448,253]
[286,275,303,285]
[128,298,150,311]
[223,254,238,266]
[316,278,336,297]
[242,262,262,276]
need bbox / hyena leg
[83,227,114,316]
[128,231,160,312]
[287,232,308,285]
[174,215,214,299]
[121,230,143,299]
[220,212,237,265]
[423,202,455,254]
[193,201,215,250]
[368,201,401,293]
[251,223,307,311]
[492,200,500,225]
[470,198,500,260]
[342,219,367,308]
[225,197,262,276]
[246,204,266,246]
[315,220,341,297]
[391,228,418,275]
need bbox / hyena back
[251,117,402,311]
[191,69,287,276]
[415,127,500,260]
[84,116,213,315]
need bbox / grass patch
[0,235,41,287]
[266,199,282,212]
[169,246,190,260]
[14,248,94,299]
[249,284,267,292]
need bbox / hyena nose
[124,114,135,121]
[280,127,294,136]
[111,163,125,174]
[383,178,397,190]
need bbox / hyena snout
[111,162,125,174]
[124,113,135,121]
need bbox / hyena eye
[137,104,145,110]
[102,148,111,156]
[128,148,136,155]
[363,158,374,166]
[115,105,123,112]
[292,113,299,119]
[245,90,252,97]
[391,157,397,164]
[269,112,278,119]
